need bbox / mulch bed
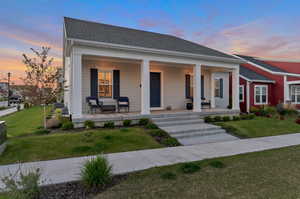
[39,175,127,199]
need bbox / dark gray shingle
[64,17,238,60]
[240,65,274,82]
[236,55,287,73]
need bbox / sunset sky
[0,0,299,84]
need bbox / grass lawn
[0,127,162,165]
[0,106,48,137]
[96,145,300,199]
[216,116,300,138]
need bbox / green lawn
[0,127,162,165]
[96,145,300,199]
[0,106,47,137]
[216,116,300,138]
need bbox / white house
[63,17,243,121]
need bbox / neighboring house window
[98,71,113,98]
[239,85,244,102]
[290,85,300,104]
[255,85,268,105]
[214,78,223,98]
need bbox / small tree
[21,47,64,128]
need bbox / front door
[150,72,161,108]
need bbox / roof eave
[66,37,245,64]
[240,75,275,83]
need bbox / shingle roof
[64,17,238,60]
[240,65,274,82]
[236,55,287,73]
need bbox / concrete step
[152,115,200,122]
[155,119,204,127]
[178,133,238,146]
[171,129,226,139]
[160,123,221,134]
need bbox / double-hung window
[254,85,267,105]
[214,78,223,98]
[290,85,300,104]
[98,71,113,98]
[239,85,244,102]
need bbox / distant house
[0,82,8,99]
[236,55,300,112]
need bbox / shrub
[204,116,213,123]
[84,120,95,129]
[209,160,225,168]
[232,116,240,121]
[24,102,30,109]
[247,113,255,119]
[214,116,222,122]
[80,156,112,188]
[139,118,150,126]
[145,122,158,129]
[54,108,63,120]
[160,172,177,180]
[161,137,180,147]
[180,162,201,174]
[34,129,50,135]
[264,106,277,115]
[250,106,259,114]
[0,107,6,111]
[240,114,248,120]
[0,168,41,199]
[61,121,74,130]
[295,118,300,125]
[222,116,231,122]
[123,120,132,127]
[103,122,115,128]
[149,129,168,137]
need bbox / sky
[0,0,299,84]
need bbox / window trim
[98,70,113,99]
[290,85,300,104]
[214,78,222,98]
[239,85,244,102]
[254,85,268,105]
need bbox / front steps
[152,115,238,146]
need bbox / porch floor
[73,108,239,123]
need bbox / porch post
[210,72,216,108]
[141,59,150,115]
[284,75,289,103]
[71,52,82,118]
[232,67,240,110]
[246,81,250,113]
[193,64,202,112]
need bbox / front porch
[72,108,239,127]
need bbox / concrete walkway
[1,133,300,188]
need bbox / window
[239,85,244,102]
[290,85,300,104]
[214,78,223,98]
[98,71,112,98]
[254,85,267,105]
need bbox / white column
[193,64,202,112]
[246,81,250,113]
[232,67,240,110]
[283,75,289,103]
[71,53,82,118]
[210,72,216,108]
[141,59,150,115]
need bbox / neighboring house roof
[236,55,287,73]
[240,65,275,83]
[262,60,300,75]
[64,17,238,60]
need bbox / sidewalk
[1,133,300,188]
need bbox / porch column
[210,72,216,108]
[232,67,240,110]
[193,64,202,112]
[284,75,289,103]
[246,81,250,113]
[141,59,150,115]
[71,52,82,118]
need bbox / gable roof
[262,60,300,75]
[236,55,287,73]
[240,65,274,83]
[64,17,239,60]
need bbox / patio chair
[117,97,130,112]
[186,97,211,110]
[86,97,101,114]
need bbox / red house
[236,55,300,113]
